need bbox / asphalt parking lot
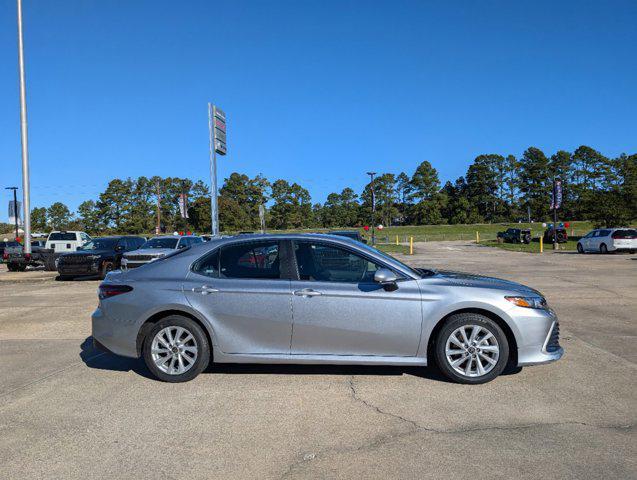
[1,242,635,479]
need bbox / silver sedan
[92,234,563,383]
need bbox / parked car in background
[93,233,562,384]
[3,240,50,271]
[577,228,637,254]
[543,226,568,244]
[1,240,20,262]
[121,235,204,269]
[497,228,531,244]
[45,231,92,253]
[329,230,367,244]
[57,236,146,279]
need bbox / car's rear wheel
[600,243,608,254]
[143,315,210,383]
[577,243,584,254]
[435,313,509,384]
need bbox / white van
[45,231,92,253]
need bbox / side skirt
[213,351,428,366]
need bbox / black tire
[44,255,57,271]
[100,261,114,280]
[8,263,26,272]
[434,313,509,385]
[600,243,608,254]
[577,243,584,254]
[142,315,210,383]
[7,263,17,272]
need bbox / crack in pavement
[280,375,634,479]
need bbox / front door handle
[293,288,322,297]
[192,285,219,295]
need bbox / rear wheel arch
[427,308,518,370]
[136,309,214,358]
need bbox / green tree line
[20,145,636,235]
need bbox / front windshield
[141,238,179,249]
[79,238,118,250]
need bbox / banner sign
[178,193,189,219]
[8,200,22,224]
[550,179,562,210]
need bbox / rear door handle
[293,288,322,297]
[192,285,219,295]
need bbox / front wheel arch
[136,309,214,358]
[427,308,518,371]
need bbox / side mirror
[374,268,398,290]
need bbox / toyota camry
[92,234,563,383]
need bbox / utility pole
[552,178,559,251]
[16,0,32,253]
[366,171,377,246]
[155,179,161,235]
[5,187,19,239]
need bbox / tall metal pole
[208,103,219,236]
[367,171,376,246]
[16,0,32,253]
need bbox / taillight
[99,284,133,300]
[24,253,31,261]
[2,253,7,260]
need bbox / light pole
[5,187,19,239]
[366,171,376,246]
[16,0,32,254]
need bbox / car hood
[123,248,174,257]
[433,270,541,296]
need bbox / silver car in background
[92,234,563,384]
[121,235,203,269]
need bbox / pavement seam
[0,351,106,402]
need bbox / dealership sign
[213,106,227,155]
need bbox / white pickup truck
[45,231,92,252]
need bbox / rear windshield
[613,229,637,239]
[141,238,179,249]
[49,233,76,241]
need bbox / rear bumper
[91,306,139,358]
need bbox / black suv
[57,236,145,279]
[329,230,367,244]
[497,228,531,244]
[543,227,568,244]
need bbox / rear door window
[219,241,280,279]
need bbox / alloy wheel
[445,325,499,377]
[151,326,199,375]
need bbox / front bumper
[507,305,564,367]
[58,263,100,275]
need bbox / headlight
[505,296,548,310]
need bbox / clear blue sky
[1,0,636,221]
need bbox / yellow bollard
[476,231,480,243]
[396,235,399,246]
[540,235,543,253]
[409,236,414,255]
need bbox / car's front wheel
[143,315,210,382]
[577,243,584,254]
[435,313,509,384]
